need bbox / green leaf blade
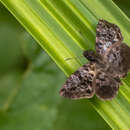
[1,0,130,129]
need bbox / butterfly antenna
[65,56,84,61]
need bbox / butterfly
[60,19,130,100]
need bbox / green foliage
[114,0,130,18]
[0,0,130,129]
[0,5,110,130]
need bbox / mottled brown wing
[95,70,119,100]
[96,19,123,56]
[60,63,96,99]
[104,42,130,78]
[120,43,130,72]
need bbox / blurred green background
[0,0,129,130]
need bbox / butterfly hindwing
[96,19,123,56]
[60,63,96,99]
[95,70,119,100]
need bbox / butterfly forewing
[96,20,130,78]
[96,19,123,56]
[60,63,96,99]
